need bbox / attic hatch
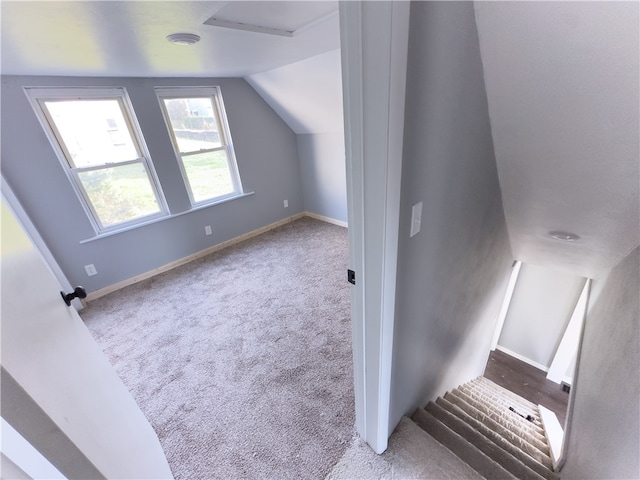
[203,1,337,37]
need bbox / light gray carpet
[327,417,484,480]
[81,217,355,479]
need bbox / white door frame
[340,1,410,454]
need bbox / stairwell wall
[561,246,639,479]
[389,1,513,431]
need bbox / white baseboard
[86,212,306,302]
[495,345,550,372]
[303,211,348,228]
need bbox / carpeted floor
[81,217,355,479]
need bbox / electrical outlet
[84,264,97,276]
[284,199,289,208]
[205,225,212,236]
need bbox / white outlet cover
[284,199,289,208]
[84,264,97,276]
[205,225,212,235]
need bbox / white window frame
[24,87,169,234]
[155,86,244,206]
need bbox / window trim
[155,86,244,206]
[24,87,169,234]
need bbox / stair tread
[450,388,546,438]
[438,393,549,453]
[459,383,542,425]
[412,407,519,480]
[444,391,548,451]
[473,378,540,413]
[435,397,556,478]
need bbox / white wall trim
[495,345,550,372]
[86,213,306,302]
[339,1,409,454]
[491,260,522,350]
[304,211,348,228]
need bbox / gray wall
[562,246,639,479]
[1,75,303,292]
[297,133,347,223]
[389,1,513,429]
[498,264,586,368]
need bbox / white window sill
[79,191,255,244]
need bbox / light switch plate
[410,201,423,237]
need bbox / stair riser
[439,395,549,454]
[473,378,540,412]
[436,398,555,477]
[447,390,546,442]
[467,381,541,421]
[459,384,542,426]
[452,387,545,436]
[425,402,547,480]
[412,408,519,480]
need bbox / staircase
[410,376,559,480]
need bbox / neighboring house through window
[25,85,246,236]
[156,86,243,205]
[25,87,168,233]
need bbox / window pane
[77,163,160,228]
[45,99,138,167]
[163,98,222,152]
[182,151,234,203]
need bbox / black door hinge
[348,269,356,285]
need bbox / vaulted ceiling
[1,1,638,279]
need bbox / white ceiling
[0,1,339,77]
[475,1,639,279]
[1,1,638,279]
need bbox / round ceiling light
[166,33,201,45]
[548,230,580,242]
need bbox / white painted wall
[562,247,639,479]
[498,264,586,369]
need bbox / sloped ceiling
[1,1,638,279]
[246,49,343,134]
[475,1,639,279]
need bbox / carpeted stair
[411,377,559,480]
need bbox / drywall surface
[1,75,303,292]
[498,264,585,368]
[389,1,513,430]
[562,247,639,479]
[297,133,347,223]
[246,49,344,134]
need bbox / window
[25,87,167,233]
[156,87,243,205]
